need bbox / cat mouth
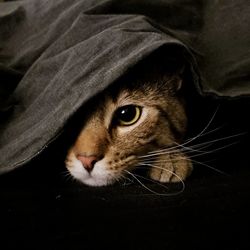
[66,157,119,186]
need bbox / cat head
[65,61,188,186]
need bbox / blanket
[0,0,250,173]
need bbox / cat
[65,59,193,187]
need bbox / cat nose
[77,155,99,172]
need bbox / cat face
[65,74,188,186]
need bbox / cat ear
[162,58,186,93]
[159,75,183,96]
[170,63,186,93]
[174,76,183,92]
[167,76,183,96]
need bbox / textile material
[0,0,250,173]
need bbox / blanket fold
[0,0,249,173]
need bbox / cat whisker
[173,142,214,154]
[61,169,70,176]
[185,141,240,159]
[138,143,233,175]
[119,174,135,185]
[127,170,171,189]
[124,169,165,195]
[138,140,212,159]
[125,164,186,196]
[61,170,72,178]
[138,147,186,159]
[138,163,185,189]
[183,132,244,150]
[146,143,186,155]
[188,124,225,139]
[145,124,224,157]
[138,157,188,165]
[61,170,77,182]
[183,105,220,146]
[189,158,228,175]
[139,132,244,161]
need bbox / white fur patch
[66,154,115,186]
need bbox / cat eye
[114,105,142,126]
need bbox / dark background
[1,92,250,250]
[1,0,250,249]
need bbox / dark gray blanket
[0,0,250,174]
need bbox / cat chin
[81,177,114,187]
[69,168,115,187]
